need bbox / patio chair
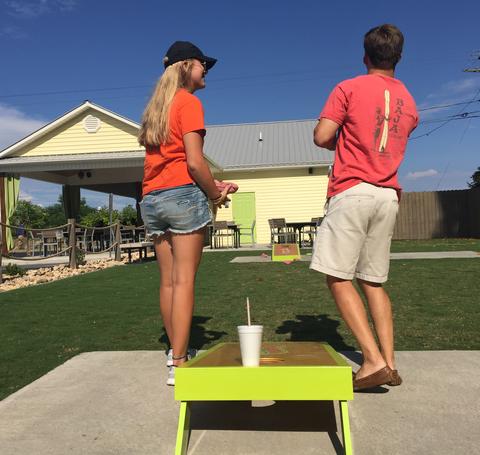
[26,229,42,256]
[238,220,256,245]
[211,221,236,248]
[301,217,324,247]
[41,229,63,256]
[268,218,297,244]
[77,227,96,252]
[120,225,135,244]
[137,226,146,242]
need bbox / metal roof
[204,119,333,170]
[0,151,146,173]
[0,100,333,173]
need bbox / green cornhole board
[271,243,301,262]
[174,341,354,455]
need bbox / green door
[232,192,256,244]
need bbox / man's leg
[355,186,399,372]
[358,279,395,370]
[327,275,386,379]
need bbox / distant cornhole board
[271,243,301,262]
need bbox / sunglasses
[194,60,207,73]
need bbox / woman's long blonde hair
[138,60,194,146]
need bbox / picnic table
[208,222,241,249]
[120,241,154,263]
[285,221,318,248]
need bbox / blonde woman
[139,41,229,386]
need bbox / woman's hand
[211,188,230,208]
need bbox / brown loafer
[353,366,393,391]
[387,369,403,386]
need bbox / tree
[78,197,96,221]
[10,200,47,229]
[119,205,138,225]
[44,197,66,227]
[80,207,119,227]
[467,166,480,189]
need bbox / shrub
[75,248,86,265]
[3,263,26,277]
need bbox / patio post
[114,220,121,262]
[68,218,77,269]
[0,224,3,284]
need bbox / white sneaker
[187,348,197,360]
[166,349,198,386]
[166,348,196,367]
[166,366,175,386]
[166,349,173,367]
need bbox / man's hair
[364,24,404,70]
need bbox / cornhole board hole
[271,243,301,262]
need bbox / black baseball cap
[163,41,217,70]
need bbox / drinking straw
[246,297,251,326]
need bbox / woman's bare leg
[154,233,174,344]
[170,228,205,366]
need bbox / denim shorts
[140,184,212,238]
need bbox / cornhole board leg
[339,400,353,455]
[175,401,191,455]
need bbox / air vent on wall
[83,115,101,133]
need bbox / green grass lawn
[390,238,480,252]
[1,244,479,400]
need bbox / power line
[0,84,152,99]
[463,50,480,73]
[419,110,480,125]
[410,87,480,140]
[418,98,480,112]
[0,67,357,99]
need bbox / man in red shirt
[311,24,418,391]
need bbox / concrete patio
[230,250,480,263]
[1,350,478,455]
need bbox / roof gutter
[219,162,331,172]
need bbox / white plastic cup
[237,325,263,367]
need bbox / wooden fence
[393,188,480,239]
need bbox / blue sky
[0,0,479,209]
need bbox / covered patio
[0,101,222,259]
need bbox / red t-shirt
[142,89,205,196]
[320,74,418,198]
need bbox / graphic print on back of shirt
[373,90,406,153]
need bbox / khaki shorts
[310,182,399,283]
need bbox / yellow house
[0,101,332,245]
[204,120,332,244]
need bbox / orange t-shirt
[142,89,205,196]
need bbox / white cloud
[0,103,46,150]
[2,1,77,40]
[5,0,77,18]
[424,78,480,102]
[0,25,27,39]
[402,169,471,192]
[19,190,33,202]
[419,77,480,119]
[81,189,136,210]
[405,169,439,180]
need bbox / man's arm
[313,118,341,151]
